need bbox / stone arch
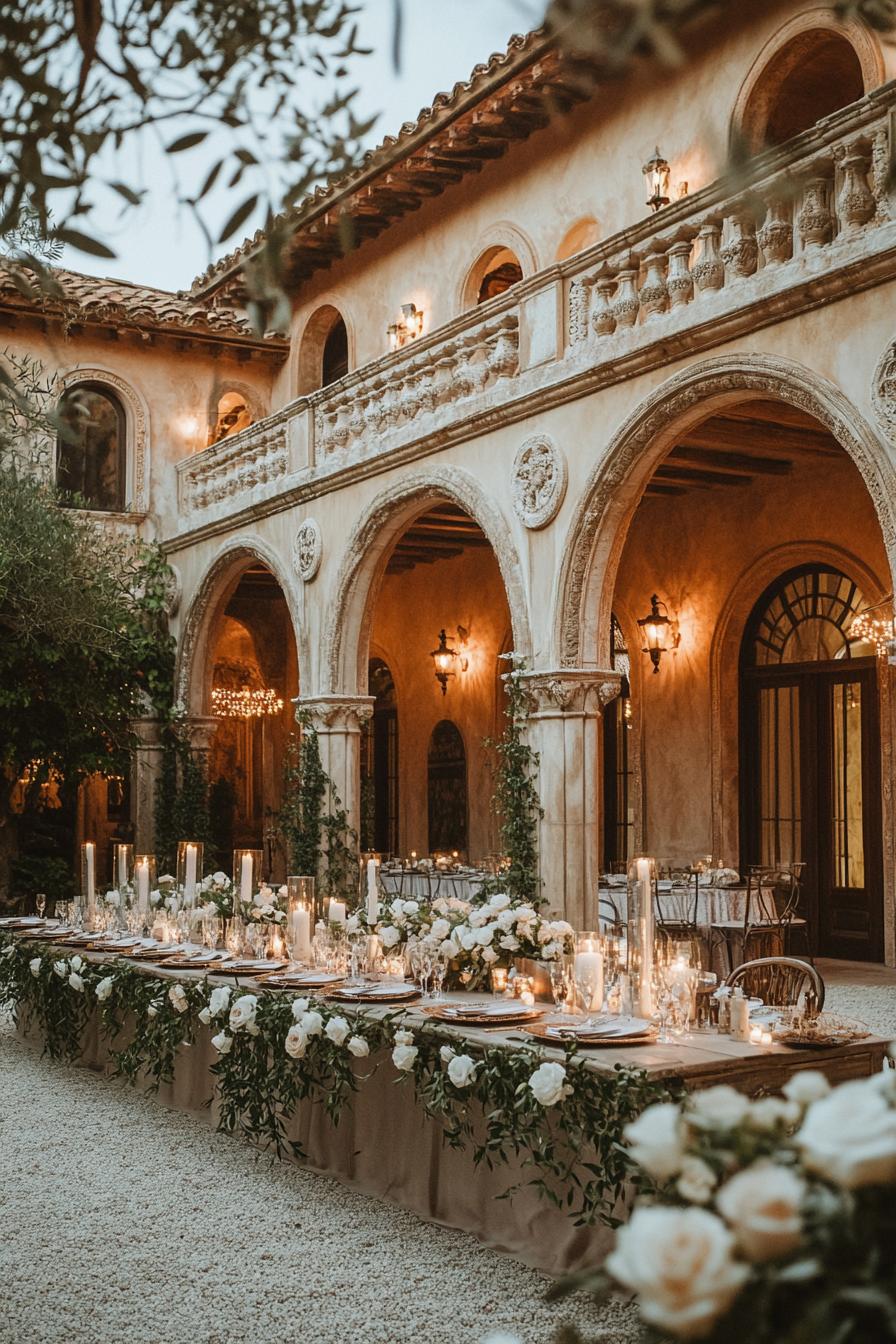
[556,353,896,671]
[458,221,538,313]
[295,303,353,395]
[175,535,305,717]
[205,378,266,446]
[55,365,149,513]
[731,9,883,153]
[324,467,532,696]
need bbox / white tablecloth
[380,870,486,903]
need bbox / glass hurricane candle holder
[80,841,97,930]
[133,854,156,919]
[112,842,133,893]
[627,855,657,1016]
[285,876,314,964]
[574,932,604,1013]
[233,848,263,913]
[177,841,203,907]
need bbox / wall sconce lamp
[643,147,671,212]
[637,595,673,674]
[430,626,469,695]
[388,302,424,352]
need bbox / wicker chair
[724,956,825,1011]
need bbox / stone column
[130,716,165,853]
[294,696,375,833]
[519,670,622,929]
[185,715,219,764]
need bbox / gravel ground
[1,975,892,1344]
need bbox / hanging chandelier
[211,686,284,719]
[849,598,896,658]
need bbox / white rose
[379,925,401,949]
[325,1015,350,1046]
[496,909,516,931]
[459,928,478,952]
[607,1206,749,1340]
[489,893,511,910]
[68,972,84,993]
[715,1161,805,1263]
[431,918,450,941]
[624,1102,685,1180]
[212,871,228,885]
[198,1007,211,1025]
[540,940,560,960]
[392,1043,418,1072]
[394,1028,414,1046]
[347,1035,369,1058]
[537,923,554,944]
[514,906,537,923]
[687,1085,750,1131]
[441,937,460,959]
[481,946,498,964]
[301,1010,324,1037]
[677,1155,717,1205]
[147,1000,161,1018]
[70,955,84,972]
[104,890,120,908]
[440,1044,456,1063]
[499,934,520,952]
[797,1078,896,1188]
[95,976,113,1004]
[53,960,67,978]
[29,958,41,978]
[346,914,360,934]
[165,894,179,913]
[782,1070,831,1107]
[476,925,495,946]
[211,1031,232,1054]
[290,997,310,1020]
[402,900,419,915]
[529,1061,570,1108]
[748,1096,800,1131]
[550,919,574,938]
[168,984,188,1014]
[229,994,258,1032]
[285,1024,308,1059]
[209,986,231,1018]
[447,1054,477,1088]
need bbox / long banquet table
[12,940,891,1276]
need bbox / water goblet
[549,959,575,1017]
[35,893,47,920]
[430,953,447,1000]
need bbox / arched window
[208,390,253,446]
[740,564,883,961]
[361,658,399,854]
[739,30,866,153]
[322,317,348,387]
[427,720,467,855]
[476,249,522,304]
[57,383,126,512]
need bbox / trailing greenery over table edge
[0,933,676,1227]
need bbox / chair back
[724,956,824,1010]
[598,893,625,935]
[655,873,699,932]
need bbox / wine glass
[549,958,575,1018]
[35,893,46,920]
[430,952,448,1000]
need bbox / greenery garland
[483,655,543,905]
[280,712,358,902]
[0,933,677,1226]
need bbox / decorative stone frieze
[519,669,622,716]
[180,420,288,512]
[511,435,567,529]
[757,198,792,265]
[873,340,896,442]
[590,271,617,336]
[295,695,374,733]
[721,212,758,280]
[691,222,724,292]
[835,144,875,229]
[293,518,322,581]
[639,250,669,319]
[798,175,833,248]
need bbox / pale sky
[61,0,540,292]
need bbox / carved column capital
[294,695,375,733]
[130,716,164,749]
[185,715,219,756]
[518,669,622,716]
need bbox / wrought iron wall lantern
[643,147,671,212]
[430,627,469,695]
[637,595,673,673]
[388,302,424,352]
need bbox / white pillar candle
[635,857,654,1016]
[291,907,311,961]
[240,852,254,905]
[328,898,346,924]
[366,859,379,924]
[136,860,150,912]
[574,944,604,1012]
[85,842,95,904]
[117,848,127,889]
[184,844,198,905]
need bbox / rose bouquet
[196,871,235,919]
[566,1069,896,1343]
[241,883,287,927]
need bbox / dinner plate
[424,1003,544,1027]
[0,916,46,929]
[262,971,345,989]
[328,984,421,1003]
[214,958,286,975]
[526,1017,658,1047]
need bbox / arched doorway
[362,657,399,855]
[427,720,468,855]
[740,563,883,960]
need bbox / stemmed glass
[35,893,46,920]
[430,951,448,1000]
[549,957,576,1018]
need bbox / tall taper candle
[366,858,379,924]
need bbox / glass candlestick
[627,856,657,1017]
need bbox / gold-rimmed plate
[524,1018,658,1047]
[262,971,345,990]
[328,984,421,1004]
[423,1003,545,1028]
[213,958,287,976]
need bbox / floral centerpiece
[353,890,574,979]
[242,883,287,927]
[573,1067,896,1343]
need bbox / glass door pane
[758,684,801,866]
[831,681,865,888]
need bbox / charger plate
[773,1013,870,1049]
[262,971,345,989]
[524,1017,658,1047]
[214,958,286,976]
[423,1003,544,1028]
[328,984,421,1004]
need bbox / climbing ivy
[279,713,357,901]
[483,655,543,905]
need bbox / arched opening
[427,721,468,855]
[556,217,600,262]
[360,496,515,861]
[599,391,890,961]
[361,657,399,854]
[601,614,634,871]
[202,561,299,874]
[740,564,882,959]
[463,246,524,309]
[57,383,126,512]
[208,390,253,446]
[739,28,866,152]
[297,304,350,394]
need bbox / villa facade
[5,0,896,961]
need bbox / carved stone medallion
[873,341,896,442]
[293,517,322,581]
[511,434,567,529]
